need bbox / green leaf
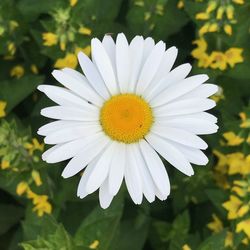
[20,216,83,250]
[0,75,44,113]
[74,194,124,249]
[197,230,227,250]
[205,189,227,216]
[0,204,23,235]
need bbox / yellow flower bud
[206,1,217,13]
[226,6,234,20]
[16,182,29,196]
[31,170,42,186]
[224,24,232,35]
[78,26,92,36]
[195,12,210,20]
[216,6,225,19]
[208,23,219,32]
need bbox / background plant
[0,0,250,249]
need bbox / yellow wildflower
[213,150,227,171]
[135,1,144,7]
[30,64,38,74]
[32,194,52,217]
[75,45,91,57]
[209,52,227,71]
[31,170,42,186]
[10,65,24,78]
[155,4,164,16]
[177,0,184,9]
[0,101,7,118]
[24,138,44,155]
[223,132,244,146]
[242,237,249,245]
[226,5,234,20]
[199,23,210,36]
[206,1,217,13]
[1,160,10,169]
[89,240,99,249]
[224,24,232,36]
[211,86,224,103]
[228,153,250,175]
[78,26,92,36]
[42,32,58,46]
[216,6,225,19]
[26,188,37,199]
[236,219,250,238]
[208,23,219,32]
[7,42,16,56]
[223,195,243,219]
[234,180,248,187]
[207,214,223,233]
[144,12,151,21]
[225,48,243,68]
[70,0,78,6]
[232,186,246,197]
[195,12,210,20]
[225,232,233,248]
[191,38,208,62]
[238,205,250,217]
[239,112,250,128]
[60,41,66,51]
[232,0,244,4]
[55,53,78,69]
[182,244,191,250]
[9,20,19,32]
[16,181,29,196]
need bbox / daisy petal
[133,144,155,203]
[116,33,130,93]
[142,37,155,62]
[41,106,98,121]
[136,41,165,94]
[170,141,209,165]
[62,134,110,178]
[157,112,218,123]
[43,137,93,163]
[151,74,209,107]
[157,117,218,135]
[108,143,126,195]
[38,120,86,136]
[78,52,110,99]
[139,140,170,197]
[153,46,178,82]
[154,98,216,116]
[125,146,143,204]
[102,35,116,77]
[52,69,103,106]
[152,126,208,149]
[178,83,218,100]
[77,155,101,198]
[44,124,101,144]
[146,133,194,176]
[86,142,116,193]
[99,178,114,209]
[37,85,98,110]
[128,36,144,92]
[91,38,118,95]
[145,63,192,101]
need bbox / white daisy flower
[38,33,218,209]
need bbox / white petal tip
[37,85,45,92]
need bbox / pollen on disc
[100,94,154,143]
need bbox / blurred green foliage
[0,0,250,249]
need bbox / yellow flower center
[100,94,153,143]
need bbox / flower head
[38,33,218,208]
